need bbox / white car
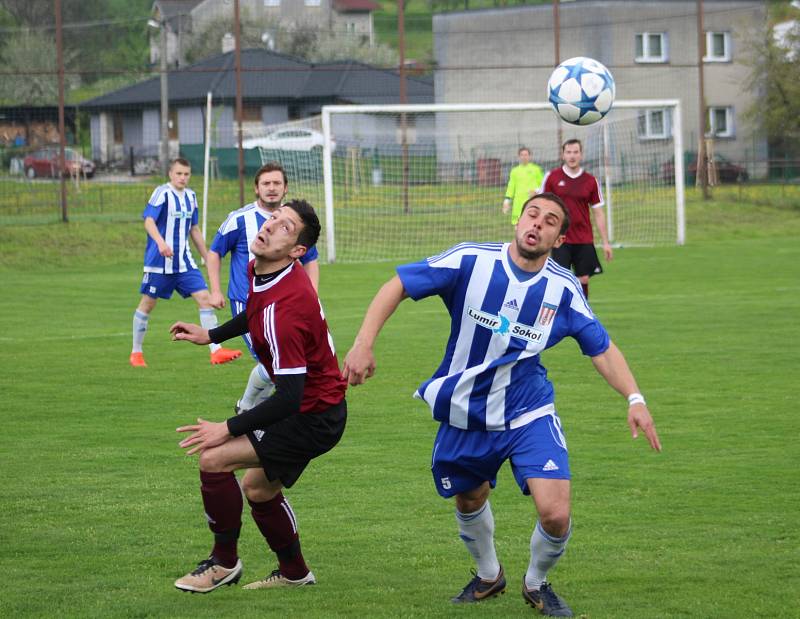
[242,128,335,152]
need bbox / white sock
[456,502,501,580]
[525,519,571,589]
[240,364,273,410]
[132,310,149,353]
[198,308,221,353]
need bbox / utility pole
[55,0,68,222]
[234,0,245,208]
[160,19,169,175]
[399,0,409,214]
[553,0,563,149]
[696,0,710,199]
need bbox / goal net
[318,101,684,264]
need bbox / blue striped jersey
[397,242,610,431]
[142,184,199,274]
[210,202,320,302]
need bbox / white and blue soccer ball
[547,57,616,126]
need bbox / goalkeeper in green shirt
[502,147,544,225]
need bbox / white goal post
[321,100,684,264]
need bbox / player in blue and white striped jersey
[206,163,319,411]
[130,158,241,368]
[343,193,661,615]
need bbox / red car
[23,147,95,179]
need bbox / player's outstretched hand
[342,344,376,386]
[209,291,226,310]
[177,418,231,455]
[627,403,661,452]
[170,321,211,345]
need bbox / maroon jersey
[246,260,346,413]
[542,166,604,244]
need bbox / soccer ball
[547,57,616,126]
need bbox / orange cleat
[210,347,242,365]
[129,352,147,367]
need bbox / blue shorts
[430,413,570,499]
[231,298,257,360]
[140,269,207,300]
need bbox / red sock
[581,282,589,299]
[200,471,242,568]
[248,493,309,579]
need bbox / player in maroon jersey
[168,200,347,594]
[541,139,612,299]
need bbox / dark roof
[80,48,434,109]
[153,0,202,20]
[334,0,381,11]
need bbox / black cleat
[522,580,573,616]
[451,566,506,603]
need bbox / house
[80,48,434,166]
[150,0,381,68]
[432,0,768,175]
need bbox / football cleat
[242,568,316,589]
[451,566,506,603]
[129,352,147,367]
[174,556,242,594]
[210,347,242,365]
[522,580,573,616]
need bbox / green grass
[1,198,799,617]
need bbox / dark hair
[169,157,191,170]
[522,192,571,235]
[518,146,530,155]
[284,199,320,249]
[254,161,288,187]
[561,139,582,153]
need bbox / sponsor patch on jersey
[467,306,544,344]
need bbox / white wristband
[627,393,646,406]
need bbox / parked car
[23,147,95,179]
[242,128,335,152]
[663,152,748,184]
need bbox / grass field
[1,197,799,617]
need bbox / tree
[0,31,65,104]
[741,19,800,159]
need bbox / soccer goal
[318,101,684,264]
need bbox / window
[264,0,280,6]
[704,31,731,62]
[304,0,321,6]
[707,106,734,138]
[637,108,671,140]
[635,32,668,63]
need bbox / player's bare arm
[189,225,209,263]
[205,250,226,309]
[592,207,614,261]
[177,418,232,455]
[303,259,320,292]
[343,275,408,385]
[590,341,661,452]
[144,216,173,257]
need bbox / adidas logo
[543,459,559,472]
[503,298,520,311]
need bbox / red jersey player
[169,200,347,593]
[541,139,612,298]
